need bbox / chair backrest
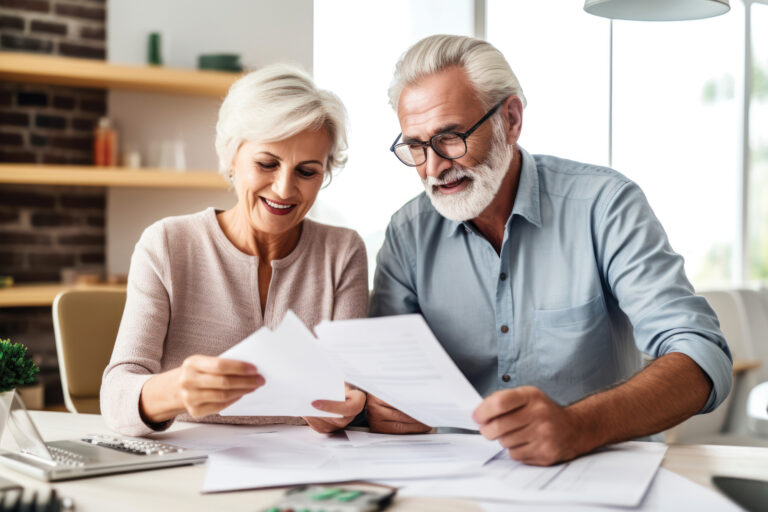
[52,288,126,414]
[666,290,748,442]
[700,290,753,360]
[700,289,758,436]
[732,288,768,383]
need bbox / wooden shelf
[0,52,240,97]
[0,164,229,189]
[0,283,126,308]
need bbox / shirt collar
[446,146,542,237]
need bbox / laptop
[0,393,207,481]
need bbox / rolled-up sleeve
[100,223,173,436]
[594,180,732,413]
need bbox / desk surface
[2,411,767,512]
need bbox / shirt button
[500,325,509,334]
[500,272,507,281]
[501,374,511,382]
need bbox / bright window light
[612,2,743,286]
[312,0,473,284]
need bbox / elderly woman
[101,64,369,437]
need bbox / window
[749,1,768,280]
[312,0,473,283]
[612,3,743,285]
[487,0,610,166]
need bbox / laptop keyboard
[80,435,186,456]
[47,446,88,467]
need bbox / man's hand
[303,384,366,434]
[473,386,590,466]
[366,394,432,434]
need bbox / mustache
[423,166,474,186]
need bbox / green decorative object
[0,339,40,393]
[198,53,243,72]
[148,32,163,66]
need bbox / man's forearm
[567,352,713,452]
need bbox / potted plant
[1,338,40,428]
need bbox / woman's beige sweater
[101,207,369,436]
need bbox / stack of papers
[201,431,502,493]
[387,441,667,507]
[218,312,483,429]
[477,469,742,512]
[198,428,671,510]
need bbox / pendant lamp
[584,0,730,21]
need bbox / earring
[227,169,234,181]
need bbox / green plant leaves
[0,339,40,393]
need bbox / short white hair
[388,35,527,112]
[215,63,348,183]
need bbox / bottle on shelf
[93,117,118,167]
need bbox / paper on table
[390,441,667,507]
[219,311,345,418]
[201,431,502,493]
[477,468,742,512]
[315,314,483,430]
[151,423,344,452]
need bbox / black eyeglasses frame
[389,100,506,167]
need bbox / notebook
[0,393,206,481]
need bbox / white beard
[423,130,514,222]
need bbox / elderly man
[367,35,732,466]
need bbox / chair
[52,288,126,414]
[665,290,750,443]
[732,288,768,383]
[735,286,768,436]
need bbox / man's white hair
[215,63,348,183]
[388,34,527,112]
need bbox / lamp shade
[584,0,730,21]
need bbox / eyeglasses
[389,100,504,167]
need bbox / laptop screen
[4,393,54,462]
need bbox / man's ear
[503,96,524,145]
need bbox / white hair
[388,34,527,112]
[215,63,348,183]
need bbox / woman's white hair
[215,63,348,183]
[388,35,527,112]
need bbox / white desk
[3,411,768,512]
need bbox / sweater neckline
[203,207,313,269]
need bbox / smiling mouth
[434,176,470,194]
[260,197,297,215]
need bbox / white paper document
[316,314,484,430]
[151,423,344,452]
[477,468,741,512]
[390,441,667,507]
[201,431,502,493]
[219,311,345,418]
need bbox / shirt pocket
[533,295,611,383]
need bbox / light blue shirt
[370,147,732,413]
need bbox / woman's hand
[177,355,266,418]
[302,384,366,433]
[140,355,265,423]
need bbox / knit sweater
[101,207,369,436]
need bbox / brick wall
[0,0,108,406]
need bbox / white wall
[105,0,313,273]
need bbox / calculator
[262,485,396,512]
